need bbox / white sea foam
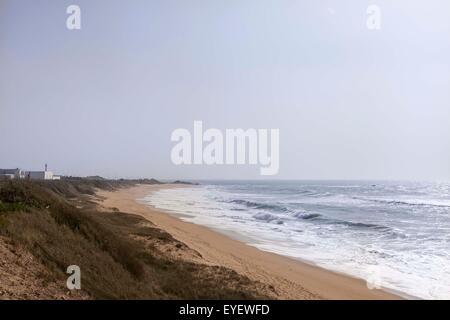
[141,181,450,299]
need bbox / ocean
[141,180,450,299]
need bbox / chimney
[45,163,48,172]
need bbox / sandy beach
[96,184,401,300]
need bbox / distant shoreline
[96,184,401,300]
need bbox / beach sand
[96,184,401,300]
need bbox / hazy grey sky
[1,0,449,180]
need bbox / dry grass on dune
[0,180,272,299]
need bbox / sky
[1,0,449,180]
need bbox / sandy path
[96,184,401,300]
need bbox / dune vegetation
[0,179,270,299]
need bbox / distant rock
[138,178,162,185]
[85,176,106,181]
[172,180,199,185]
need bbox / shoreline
[96,183,402,300]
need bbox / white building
[0,168,25,179]
[25,164,62,180]
[1,165,61,181]
[27,171,55,180]
[0,173,15,180]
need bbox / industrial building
[26,171,56,180]
[0,168,25,180]
[0,165,60,181]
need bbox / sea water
[141,180,450,299]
